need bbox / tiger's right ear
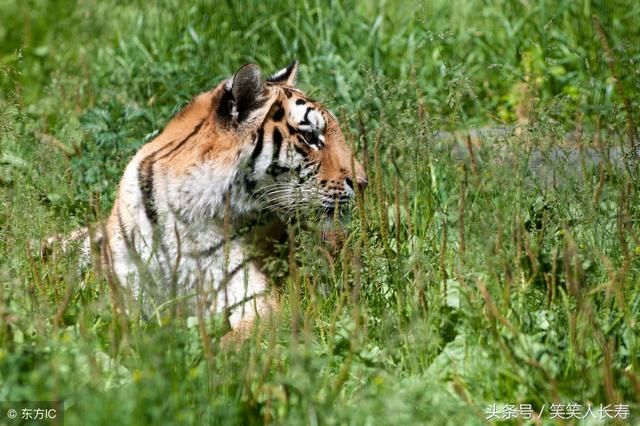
[267,61,299,86]
[219,64,267,125]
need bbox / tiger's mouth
[320,198,353,224]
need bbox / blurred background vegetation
[1,0,639,424]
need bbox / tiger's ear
[228,63,267,124]
[267,61,299,86]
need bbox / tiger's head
[215,62,367,221]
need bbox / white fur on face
[288,99,326,132]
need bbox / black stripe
[300,107,312,125]
[187,220,259,258]
[295,99,306,105]
[216,88,235,125]
[266,164,292,177]
[293,144,309,157]
[250,128,264,162]
[272,128,283,162]
[117,208,134,250]
[218,258,255,292]
[243,174,256,193]
[224,290,262,313]
[243,129,265,194]
[286,123,298,134]
[272,104,284,121]
[130,119,206,226]
[155,120,205,161]
[188,239,225,258]
[138,154,158,225]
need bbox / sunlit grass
[1,0,639,424]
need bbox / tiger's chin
[319,204,352,249]
[320,217,350,252]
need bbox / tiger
[97,61,367,337]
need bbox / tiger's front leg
[170,235,279,343]
[220,290,280,346]
[206,255,279,345]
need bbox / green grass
[1,0,640,424]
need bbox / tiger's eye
[301,130,318,145]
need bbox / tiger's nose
[356,176,368,192]
[345,175,368,194]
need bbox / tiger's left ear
[267,61,299,86]
[219,63,267,125]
